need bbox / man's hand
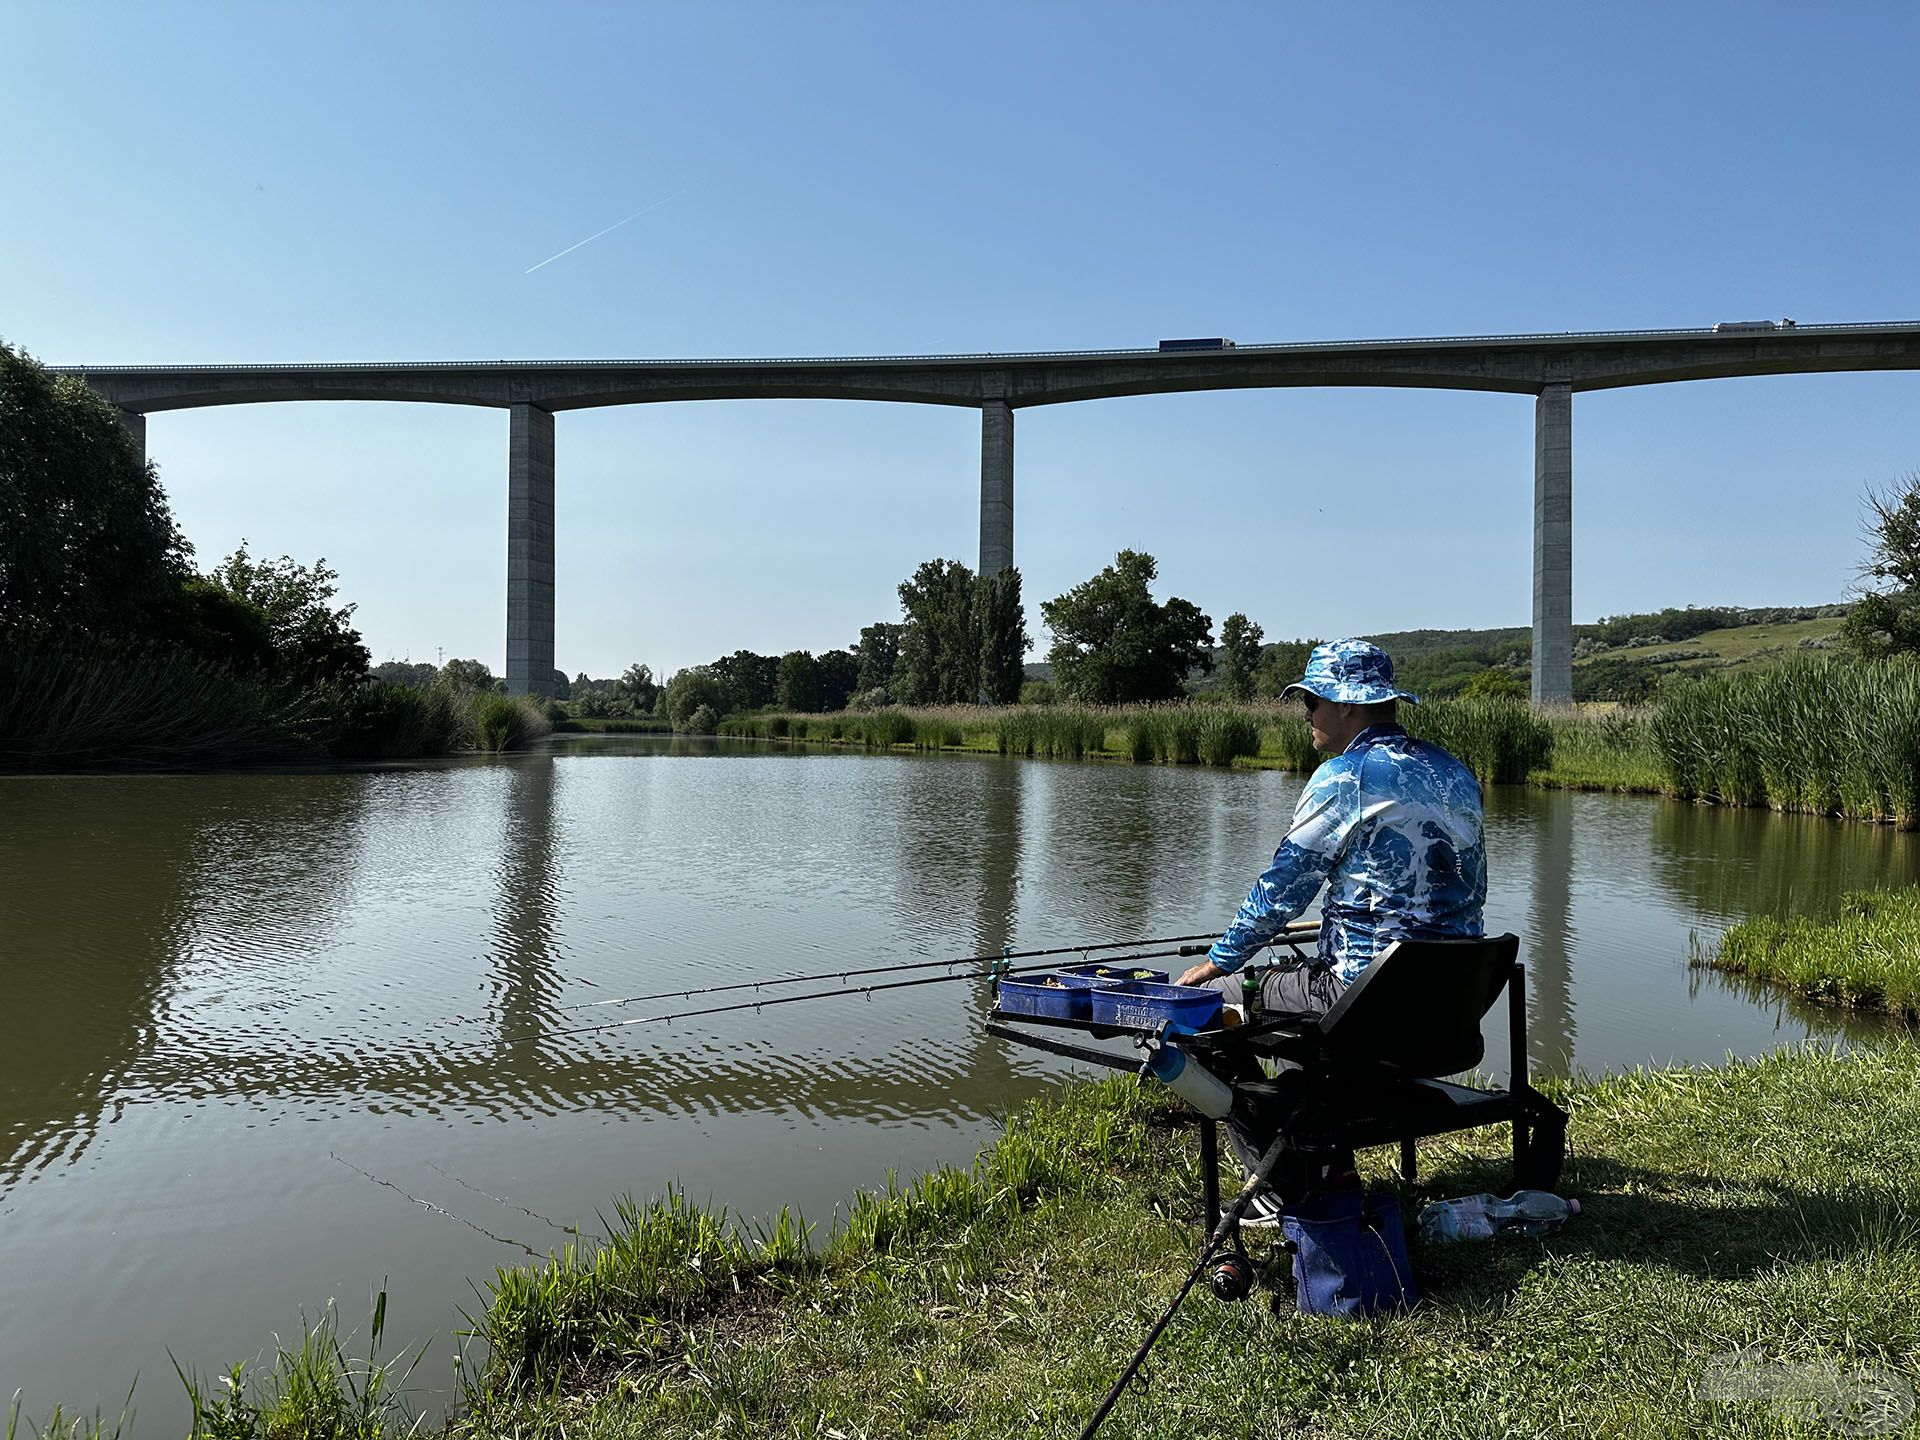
[1177,959,1225,987]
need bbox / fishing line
[428,930,1245,1029]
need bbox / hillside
[1121,603,1855,701]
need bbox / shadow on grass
[1367,1144,1915,1306]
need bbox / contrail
[523,187,691,274]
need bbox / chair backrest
[1313,933,1518,1079]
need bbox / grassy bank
[59,1042,1920,1439]
[1698,886,1920,1022]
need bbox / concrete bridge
[59,321,1920,702]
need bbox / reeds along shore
[0,647,552,768]
[726,657,1920,828]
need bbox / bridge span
[58,321,1920,702]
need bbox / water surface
[2,736,1912,1429]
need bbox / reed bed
[1698,885,1920,1020]
[1402,696,1555,786]
[1532,706,1666,792]
[0,645,313,769]
[1653,657,1920,827]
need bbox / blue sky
[4,3,1916,677]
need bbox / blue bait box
[995,970,1116,1021]
[1060,960,1171,985]
[1088,980,1224,1033]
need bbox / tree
[1220,612,1264,701]
[664,666,728,730]
[441,657,498,692]
[1254,639,1318,698]
[1041,550,1214,703]
[204,544,369,688]
[710,650,778,711]
[895,559,979,704]
[1845,473,1920,659]
[976,568,1030,704]
[854,622,903,697]
[1459,668,1529,700]
[815,648,860,712]
[1,342,191,644]
[371,660,437,688]
[776,650,819,711]
[618,662,660,714]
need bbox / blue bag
[1280,1190,1419,1318]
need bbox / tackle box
[994,970,1117,1022]
[1059,960,1170,985]
[1087,979,1223,1033]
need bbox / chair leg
[1399,1135,1417,1183]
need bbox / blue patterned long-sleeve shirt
[1209,724,1486,984]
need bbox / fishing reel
[1206,1244,1256,1302]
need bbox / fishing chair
[1194,932,1568,1230]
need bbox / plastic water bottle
[1417,1190,1579,1243]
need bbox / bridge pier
[979,400,1014,576]
[1531,384,1573,706]
[506,403,556,698]
[114,408,146,462]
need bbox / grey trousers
[1205,955,1350,1182]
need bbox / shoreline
[57,1041,1918,1439]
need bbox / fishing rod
[1076,1131,1295,1440]
[432,924,1317,1029]
[464,945,1207,1054]
[454,921,1318,1056]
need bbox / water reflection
[0,775,369,1184]
[1521,788,1577,1076]
[488,756,564,1056]
[1651,801,1920,925]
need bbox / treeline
[0,342,546,768]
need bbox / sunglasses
[1300,694,1320,715]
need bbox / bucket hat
[1285,639,1420,705]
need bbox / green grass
[1700,887,1920,1021]
[1580,615,1848,673]
[22,1046,1920,1437]
[436,1044,1920,1439]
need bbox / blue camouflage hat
[1285,639,1421,705]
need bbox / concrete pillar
[979,400,1014,576]
[1531,384,1573,706]
[506,403,556,698]
[115,408,146,462]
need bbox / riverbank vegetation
[721,652,1920,828]
[1,343,549,769]
[1699,886,1920,1021]
[36,1041,1920,1438]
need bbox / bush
[473,693,553,752]
[684,703,719,736]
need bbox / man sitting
[1175,639,1487,1213]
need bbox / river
[2,734,1914,1430]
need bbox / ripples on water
[2,736,1917,1429]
